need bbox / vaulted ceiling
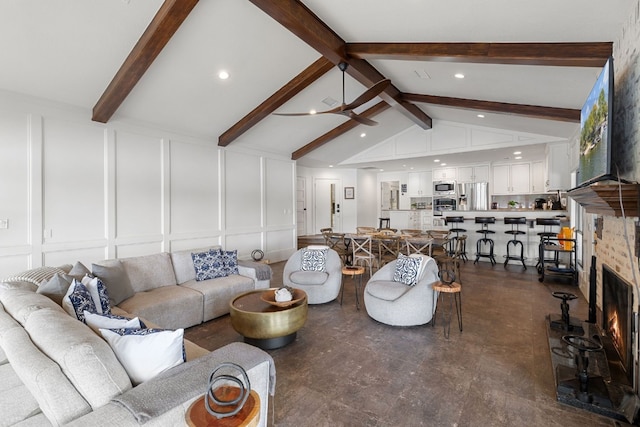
[1,0,633,170]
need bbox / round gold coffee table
[229,288,308,350]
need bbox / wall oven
[434,198,456,216]
[434,181,456,196]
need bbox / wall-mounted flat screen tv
[577,57,614,187]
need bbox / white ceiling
[0,0,634,171]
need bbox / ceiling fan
[274,62,390,126]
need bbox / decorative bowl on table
[261,288,306,308]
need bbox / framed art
[344,187,354,199]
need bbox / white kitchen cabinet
[388,211,409,230]
[492,163,531,194]
[457,165,489,183]
[408,171,433,196]
[546,142,570,191]
[531,160,546,194]
[433,167,457,181]
[408,211,421,229]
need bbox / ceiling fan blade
[345,111,379,126]
[341,79,390,112]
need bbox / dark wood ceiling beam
[218,57,333,147]
[402,93,580,122]
[92,0,199,123]
[291,101,390,160]
[346,42,612,67]
[248,0,432,129]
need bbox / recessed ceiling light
[477,114,485,118]
[441,163,447,166]
[513,151,521,155]
[434,159,440,163]
[218,70,229,80]
[360,133,366,138]
[454,73,465,79]
[410,167,414,170]
[379,169,384,172]
[514,156,522,160]
[329,165,333,168]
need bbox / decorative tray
[260,288,306,307]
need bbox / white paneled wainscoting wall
[0,91,297,277]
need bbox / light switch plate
[0,219,8,229]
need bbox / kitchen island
[440,210,570,267]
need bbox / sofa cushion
[121,253,177,293]
[171,246,222,285]
[0,363,42,426]
[289,271,328,286]
[182,274,255,322]
[0,286,66,326]
[0,318,92,425]
[24,308,132,410]
[36,272,73,305]
[366,280,412,302]
[62,279,96,322]
[118,285,203,330]
[100,328,185,385]
[92,260,135,306]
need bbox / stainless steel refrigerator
[457,182,489,211]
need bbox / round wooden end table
[432,281,462,339]
[186,386,260,427]
[341,265,366,310]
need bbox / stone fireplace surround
[566,1,640,421]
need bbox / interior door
[315,178,340,233]
[296,177,306,236]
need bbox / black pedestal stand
[549,291,584,335]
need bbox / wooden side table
[432,281,462,339]
[341,265,365,310]
[186,386,260,427]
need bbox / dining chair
[351,234,378,277]
[404,236,433,257]
[400,229,423,236]
[356,226,376,234]
[377,235,401,267]
[434,235,467,284]
[323,232,351,265]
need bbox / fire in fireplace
[602,265,634,385]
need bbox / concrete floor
[185,260,629,427]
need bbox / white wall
[0,91,296,277]
[296,166,359,234]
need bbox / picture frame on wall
[344,187,354,199]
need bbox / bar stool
[504,217,527,269]
[379,217,390,229]
[445,216,468,262]
[535,217,561,272]
[474,217,496,265]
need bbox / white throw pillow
[84,311,142,334]
[82,276,111,315]
[100,328,185,385]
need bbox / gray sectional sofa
[0,247,274,426]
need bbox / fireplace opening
[602,265,634,385]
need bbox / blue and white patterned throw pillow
[100,328,185,385]
[301,247,328,272]
[393,254,423,286]
[192,249,239,281]
[62,279,97,322]
[83,276,111,315]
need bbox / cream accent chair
[283,247,342,304]
[364,255,439,326]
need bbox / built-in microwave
[433,198,457,216]
[434,181,456,195]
